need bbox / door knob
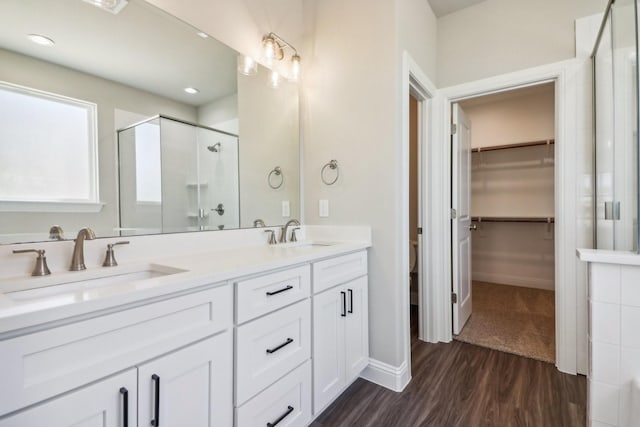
[469,224,478,231]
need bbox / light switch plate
[319,199,329,217]
[282,200,290,217]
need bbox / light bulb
[263,35,276,65]
[237,55,257,76]
[290,54,301,81]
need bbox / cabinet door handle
[151,374,160,426]
[266,338,294,354]
[120,387,129,427]
[266,285,293,296]
[348,289,354,314]
[266,405,294,427]
[340,291,346,317]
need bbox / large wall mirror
[0,0,300,245]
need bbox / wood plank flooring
[312,308,586,427]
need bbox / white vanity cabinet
[234,265,312,427]
[138,332,233,427]
[312,253,369,415]
[0,283,233,427]
[0,368,138,427]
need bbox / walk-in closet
[454,83,556,363]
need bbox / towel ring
[321,160,339,185]
[268,166,284,189]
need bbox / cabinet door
[0,369,136,427]
[344,276,369,383]
[138,331,233,427]
[312,286,346,414]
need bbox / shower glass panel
[118,116,240,235]
[593,0,640,251]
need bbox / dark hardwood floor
[311,307,586,427]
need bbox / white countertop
[577,248,640,266]
[0,240,370,336]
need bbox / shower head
[207,142,221,153]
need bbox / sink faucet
[280,219,300,243]
[70,227,96,271]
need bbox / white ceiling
[428,0,488,17]
[0,0,238,106]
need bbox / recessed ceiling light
[196,32,209,39]
[27,34,55,47]
[82,0,128,14]
[184,87,199,94]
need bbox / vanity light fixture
[82,0,128,14]
[184,87,199,94]
[27,34,55,47]
[237,55,258,76]
[262,32,301,81]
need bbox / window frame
[0,81,102,213]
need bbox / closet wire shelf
[471,139,554,153]
[471,216,554,223]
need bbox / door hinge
[451,293,458,304]
[451,124,457,135]
[450,208,457,219]
[417,227,422,235]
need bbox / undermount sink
[4,264,187,303]
[274,241,338,248]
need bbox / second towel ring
[321,160,339,185]
[268,166,284,189]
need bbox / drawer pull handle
[266,405,294,427]
[266,338,294,354]
[266,285,294,296]
[120,387,129,427]
[341,291,346,317]
[151,374,160,426]
[348,289,354,314]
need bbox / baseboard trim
[472,272,554,291]
[359,358,410,392]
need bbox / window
[134,121,162,203]
[0,82,99,212]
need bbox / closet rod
[472,139,554,153]
[471,216,554,223]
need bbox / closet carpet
[454,281,555,364]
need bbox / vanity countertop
[0,240,370,336]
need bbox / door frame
[400,51,436,384]
[425,58,589,375]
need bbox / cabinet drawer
[0,283,231,416]
[236,360,311,427]
[236,265,310,324]
[313,251,367,294]
[236,299,310,405]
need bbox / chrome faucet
[70,227,96,271]
[279,219,300,243]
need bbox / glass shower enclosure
[117,115,239,235]
[593,0,640,251]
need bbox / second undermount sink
[274,241,339,249]
[4,264,187,303]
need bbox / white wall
[437,0,607,87]
[301,0,437,373]
[0,48,197,238]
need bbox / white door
[452,103,473,335]
[344,276,369,383]
[138,331,233,427]
[0,369,137,427]
[312,287,346,414]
